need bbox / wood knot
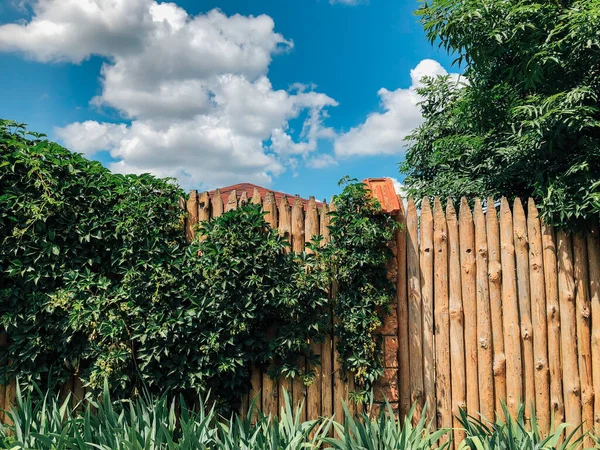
[479,337,489,349]
[582,307,590,319]
[548,305,557,318]
[535,358,546,371]
[522,328,532,340]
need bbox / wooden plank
[248,366,262,421]
[556,230,581,435]
[513,198,535,418]
[239,190,249,206]
[197,192,210,223]
[320,202,333,421]
[0,333,5,424]
[474,199,494,421]
[459,198,479,416]
[420,197,435,426]
[185,190,198,242]
[587,228,600,430]
[3,378,15,426]
[527,199,550,433]
[573,234,593,439]
[211,188,224,218]
[305,197,322,419]
[407,197,424,422]
[264,192,278,229]
[486,197,506,411]
[291,195,306,420]
[447,199,465,443]
[499,197,522,416]
[225,189,238,212]
[433,197,452,438]
[72,376,85,411]
[542,223,565,425]
[251,188,262,205]
[278,196,293,416]
[305,196,319,252]
[396,195,410,420]
[278,197,292,244]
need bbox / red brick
[373,368,399,403]
[384,335,399,368]
[379,308,398,335]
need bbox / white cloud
[0,0,336,190]
[306,154,337,169]
[329,0,364,5]
[334,59,458,158]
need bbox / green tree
[401,0,600,230]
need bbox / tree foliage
[402,0,600,230]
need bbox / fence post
[587,228,600,430]
[396,196,410,421]
[459,198,479,416]
[407,198,424,422]
[527,199,550,433]
[542,222,565,424]
[433,197,451,442]
[474,199,494,421]
[557,230,581,436]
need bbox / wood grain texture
[447,199,465,442]
[474,199,494,421]
[459,198,479,416]
[499,197,522,416]
[486,198,506,411]
[407,197,424,421]
[587,228,600,430]
[420,197,435,426]
[556,231,581,436]
[527,199,550,433]
[396,196,410,420]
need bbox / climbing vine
[323,177,398,401]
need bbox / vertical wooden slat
[542,223,564,425]
[420,198,435,426]
[251,188,262,205]
[264,192,278,229]
[3,378,15,426]
[587,228,600,430]
[573,234,593,439]
[291,195,306,420]
[499,197,522,416]
[278,197,292,244]
[248,367,262,421]
[397,196,410,420]
[185,190,198,242]
[305,197,322,419]
[459,198,479,416]
[513,198,535,417]
[320,203,333,421]
[486,198,506,411]
[474,199,494,421]
[72,376,85,411]
[198,192,210,223]
[433,198,451,438]
[447,199,465,442]
[556,230,581,435]
[212,189,224,218]
[407,197,424,421]
[527,199,550,433]
[278,196,293,415]
[261,191,279,417]
[239,190,249,206]
[225,189,238,212]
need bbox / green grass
[0,384,597,449]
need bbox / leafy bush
[402,0,600,230]
[0,120,329,410]
[321,177,398,399]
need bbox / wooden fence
[184,188,600,440]
[2,185,600,445]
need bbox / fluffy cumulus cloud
[334,59,458,157]
[0,0,337,189]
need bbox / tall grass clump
[457,404,587,450]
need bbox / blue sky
[0,0,456,200]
